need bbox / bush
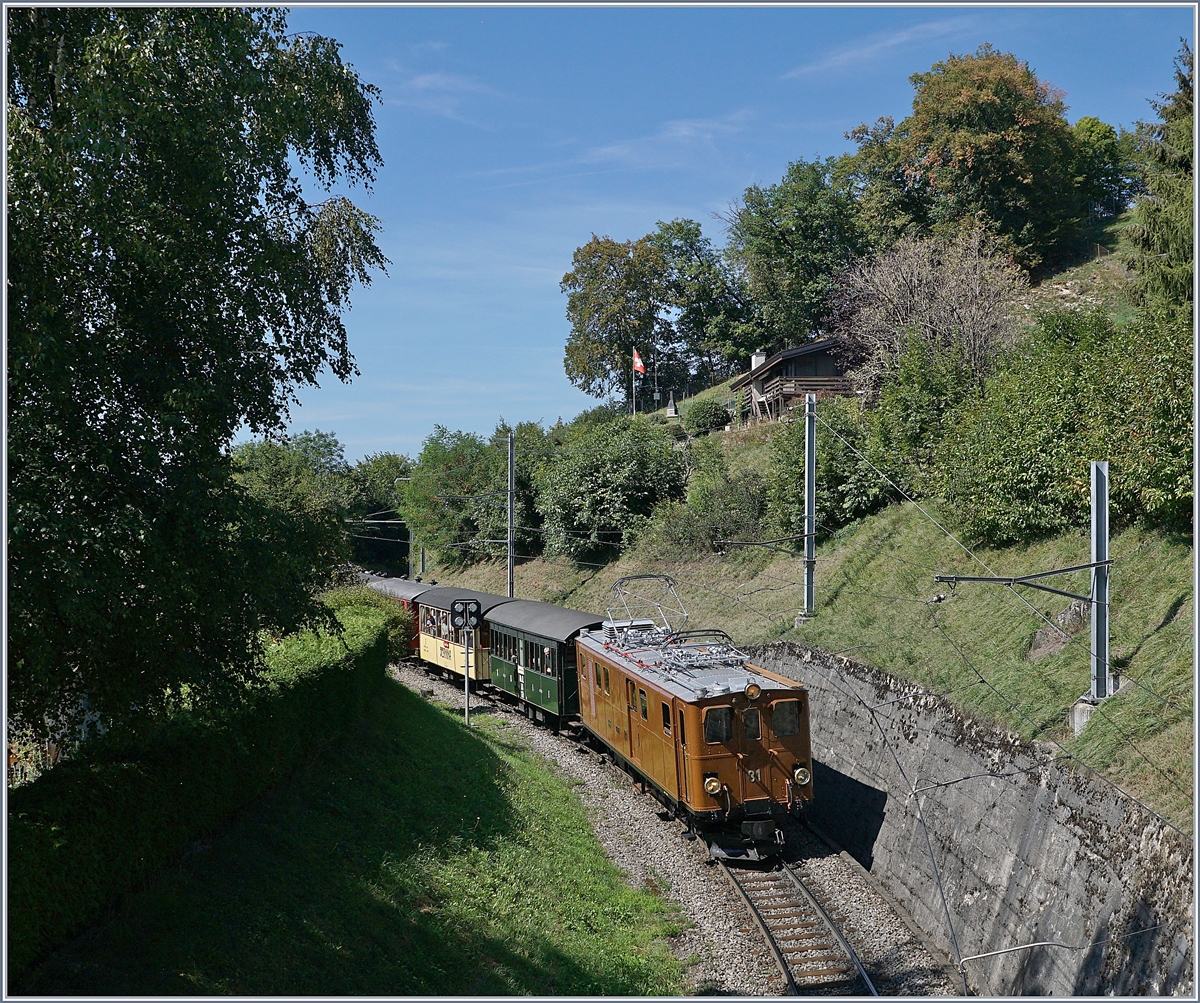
[536,417,687,560]
[937,308,1192,544]
[7,595,399,980]
[769,394,898,538]
[682,398,732,435]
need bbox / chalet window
[743,708,761,742]
[638,688,648,720]
[661,702,671,736]
[704,707,733,744]
[772,700,800,737]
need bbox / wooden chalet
[730,339,853,424]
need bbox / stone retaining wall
[746,641,1193,997]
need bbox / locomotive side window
[743,708,761,741]
[603,665,610,694]
[678,709,686,745]
[704,707,733,744]
[638,689,648,720]
[661,702,671,736]
[772,700,800,737]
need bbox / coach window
[743,708,761,742]
[661,702,671,736]
[638,688,648,720]
[704,707,733,744]
[772,700,800,737]
[544,645,556,677]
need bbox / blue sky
[276,3,1194,461]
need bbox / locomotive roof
[577,626,799,702]
[361,574,436,602]
[415,586,518,616]
[486,600,605,644]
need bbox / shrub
[682,398,732,435]
[937,308,1192,544]
[536,417,687,560]
[7,596,396,980]
[769,394,898,538]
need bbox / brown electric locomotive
[575,601,813,860]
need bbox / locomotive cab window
[678,709,686,746]
[772,700,800,737]
[638,689,648,720]
[742,708,761,742]
[603,665,610,694]
[661,702,671,736]
[704,706,733,744]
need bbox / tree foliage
[560,220,754,402]
[847,45,1090,269]
[725,158,868,350]
[938,309,1193,544]
[7,8,385,734]
[1127,40,1193,310]
[536,418,687,560]
[829,228,1026,397]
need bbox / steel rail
[718,862,799,996]
[778,864,879,997]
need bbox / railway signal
[451,600,482,725]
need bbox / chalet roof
[729,338,840,392]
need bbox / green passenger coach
[485,600,604,727]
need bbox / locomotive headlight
[703,776,722,796]
[793,765,811,786]
[744,682,762,700]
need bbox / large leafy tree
[1127,40,1193,311]
[847,44,1084,270]
[561,220,756,403]
[724,157,868,352]
[7,8,386,734]
[561,233,672,401]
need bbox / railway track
[720,859,878,996]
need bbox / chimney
[750,350,767,371]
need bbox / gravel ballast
[389,661,960,996]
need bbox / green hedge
[7,590,406,980]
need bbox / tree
[1127,41,1193,310]
[536,418,687,560]
[7,9,386,735]
[847,44,1084,270]
[648,219,758,382]
[724,158,868,351]
[828,228,1026,397]
[401,427,493,567]
[561,234,670,401]
[1071,116,1140,218]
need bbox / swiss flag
[632,349,646,374]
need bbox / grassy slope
[18,680,684,995]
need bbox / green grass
[17,681,684,995]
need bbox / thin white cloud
[782,17,978,79]
[386,71,503,123]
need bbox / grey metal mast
[1091,461,1110,699]
[507,430,516,598]
[803,393,817,617]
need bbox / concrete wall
[746,641,1193,997]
